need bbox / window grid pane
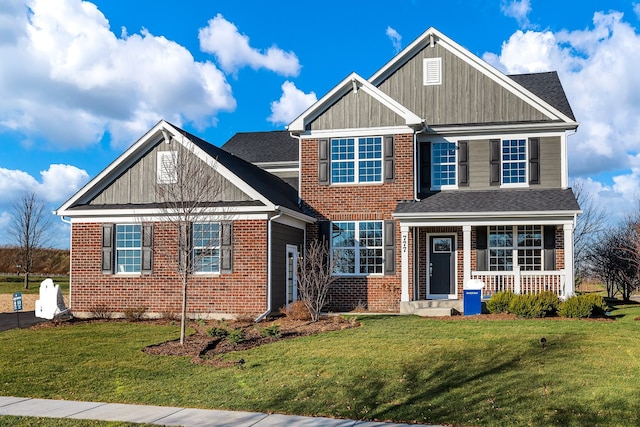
[432,142,457,187]
[331,221,383,275]
[358,137,382,182]
[502,139,526,184]
[488,225,543,271]
[331,137,382,184]
[331,138,355,183]
[517,225,542,271]
[116,224,141,273]
[489,226,513,271]
[193,223,220,273]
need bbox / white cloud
[199,14,300,77]
[500,0,532,27]
[386,26,402,54]
[0,164,89,247]
[634,3,640,19]
[483,12,640,180]
[268,81,317,126]
[0,0,236,149]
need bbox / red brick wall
[70,220,268,318]
[300,134,414,311]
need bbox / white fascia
[298,125,415,139]
[428,121,578,136]
[392,211,582,227]
[68,212,272,224]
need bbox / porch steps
[400,300,464,317]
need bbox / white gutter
[59,216,73,316]
[255,207,284,322]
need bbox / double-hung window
[331,137,382,184]
[116,224,141,273]
[331,221,383,275]
[432,141,457,189]
[488,225,542,271]
[502,139,527,185]
[192,222,220,274]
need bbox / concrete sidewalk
[0,396,440,426]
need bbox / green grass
[0,416,153,426]
[0,275,69,295]
[2,303,640,426]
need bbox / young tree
[155,135,225,344]
[296,239,336,322]
[8,192,52,289]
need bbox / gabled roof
[288,72,423,133]
[369,27,577,127]
[56,120,309,219]
[394,189,581,218]
[508,72,576,121]
[222,130,298,163]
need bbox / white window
[502,139,527,185]
[423,57,442,86]
[116,224,141,273]
[330,137,382,184]
[192,223,220,274]
[331,221,383,275]
[489,225,542,271]
[432,141,457,189]
[157,151,177,184]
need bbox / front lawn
[2,303,640,426]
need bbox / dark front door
[429,236,454,297]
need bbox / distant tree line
[0,246,69,276]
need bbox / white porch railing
[471,268,566,299]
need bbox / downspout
[58,216,73,316]
[413,123,428,201]
[255,207,283,322]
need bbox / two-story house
[56,27,579,319]
[287,27,579,314]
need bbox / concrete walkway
[0,396,441,427]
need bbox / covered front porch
[393,189,581,315]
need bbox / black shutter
[101,224,113,274]
[458,140,469,187]
[318,220,331,243]
[490,139,501,186]
[384,220,396,275]
[141,224,153,274]
[476,226,488,271]
[529,137,540,185]
[220,221,233,274]
[420,141,431,192]
[318,138,330,185]
[544,225,556,270]
[384,136,395,182]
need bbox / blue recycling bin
[463,280,484,315]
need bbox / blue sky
[1,0,640,248]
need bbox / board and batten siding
[269,223,304,312]
[310,88,404,131]
[376,43,550,126]
[89,140,252,205]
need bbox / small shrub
[535,291,561,316]
[279,300,312,321]
[195,318,206,327]
[207,326,229,339]
[124,306,147,322]
[486,291,515,314]
[508,294,544,318]
[581,293,609,316]
[559,295,593,318]
[227,328,246,345]
[260,324,281,338]
[90,304,112,319]
[161,311,180,321]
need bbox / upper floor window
[331,137,382,184]
[502,139,527,185]
[192,222,220,274]
[488,225,542,271]
[116,224,141,273]
[331,221,384,275]
[432,141,457,189]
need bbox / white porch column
[463,225,471,286]
[401,225,410,302]
[563,223,575,298]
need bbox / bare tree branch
[296,239,336,322]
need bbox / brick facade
[70,220,269,318]
[300,133,414,312]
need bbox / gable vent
[423,57,442,86]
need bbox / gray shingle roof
[170,125,303,213]
[508,71,576,121]
[394,188,580,215]
[222,130,298,163]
